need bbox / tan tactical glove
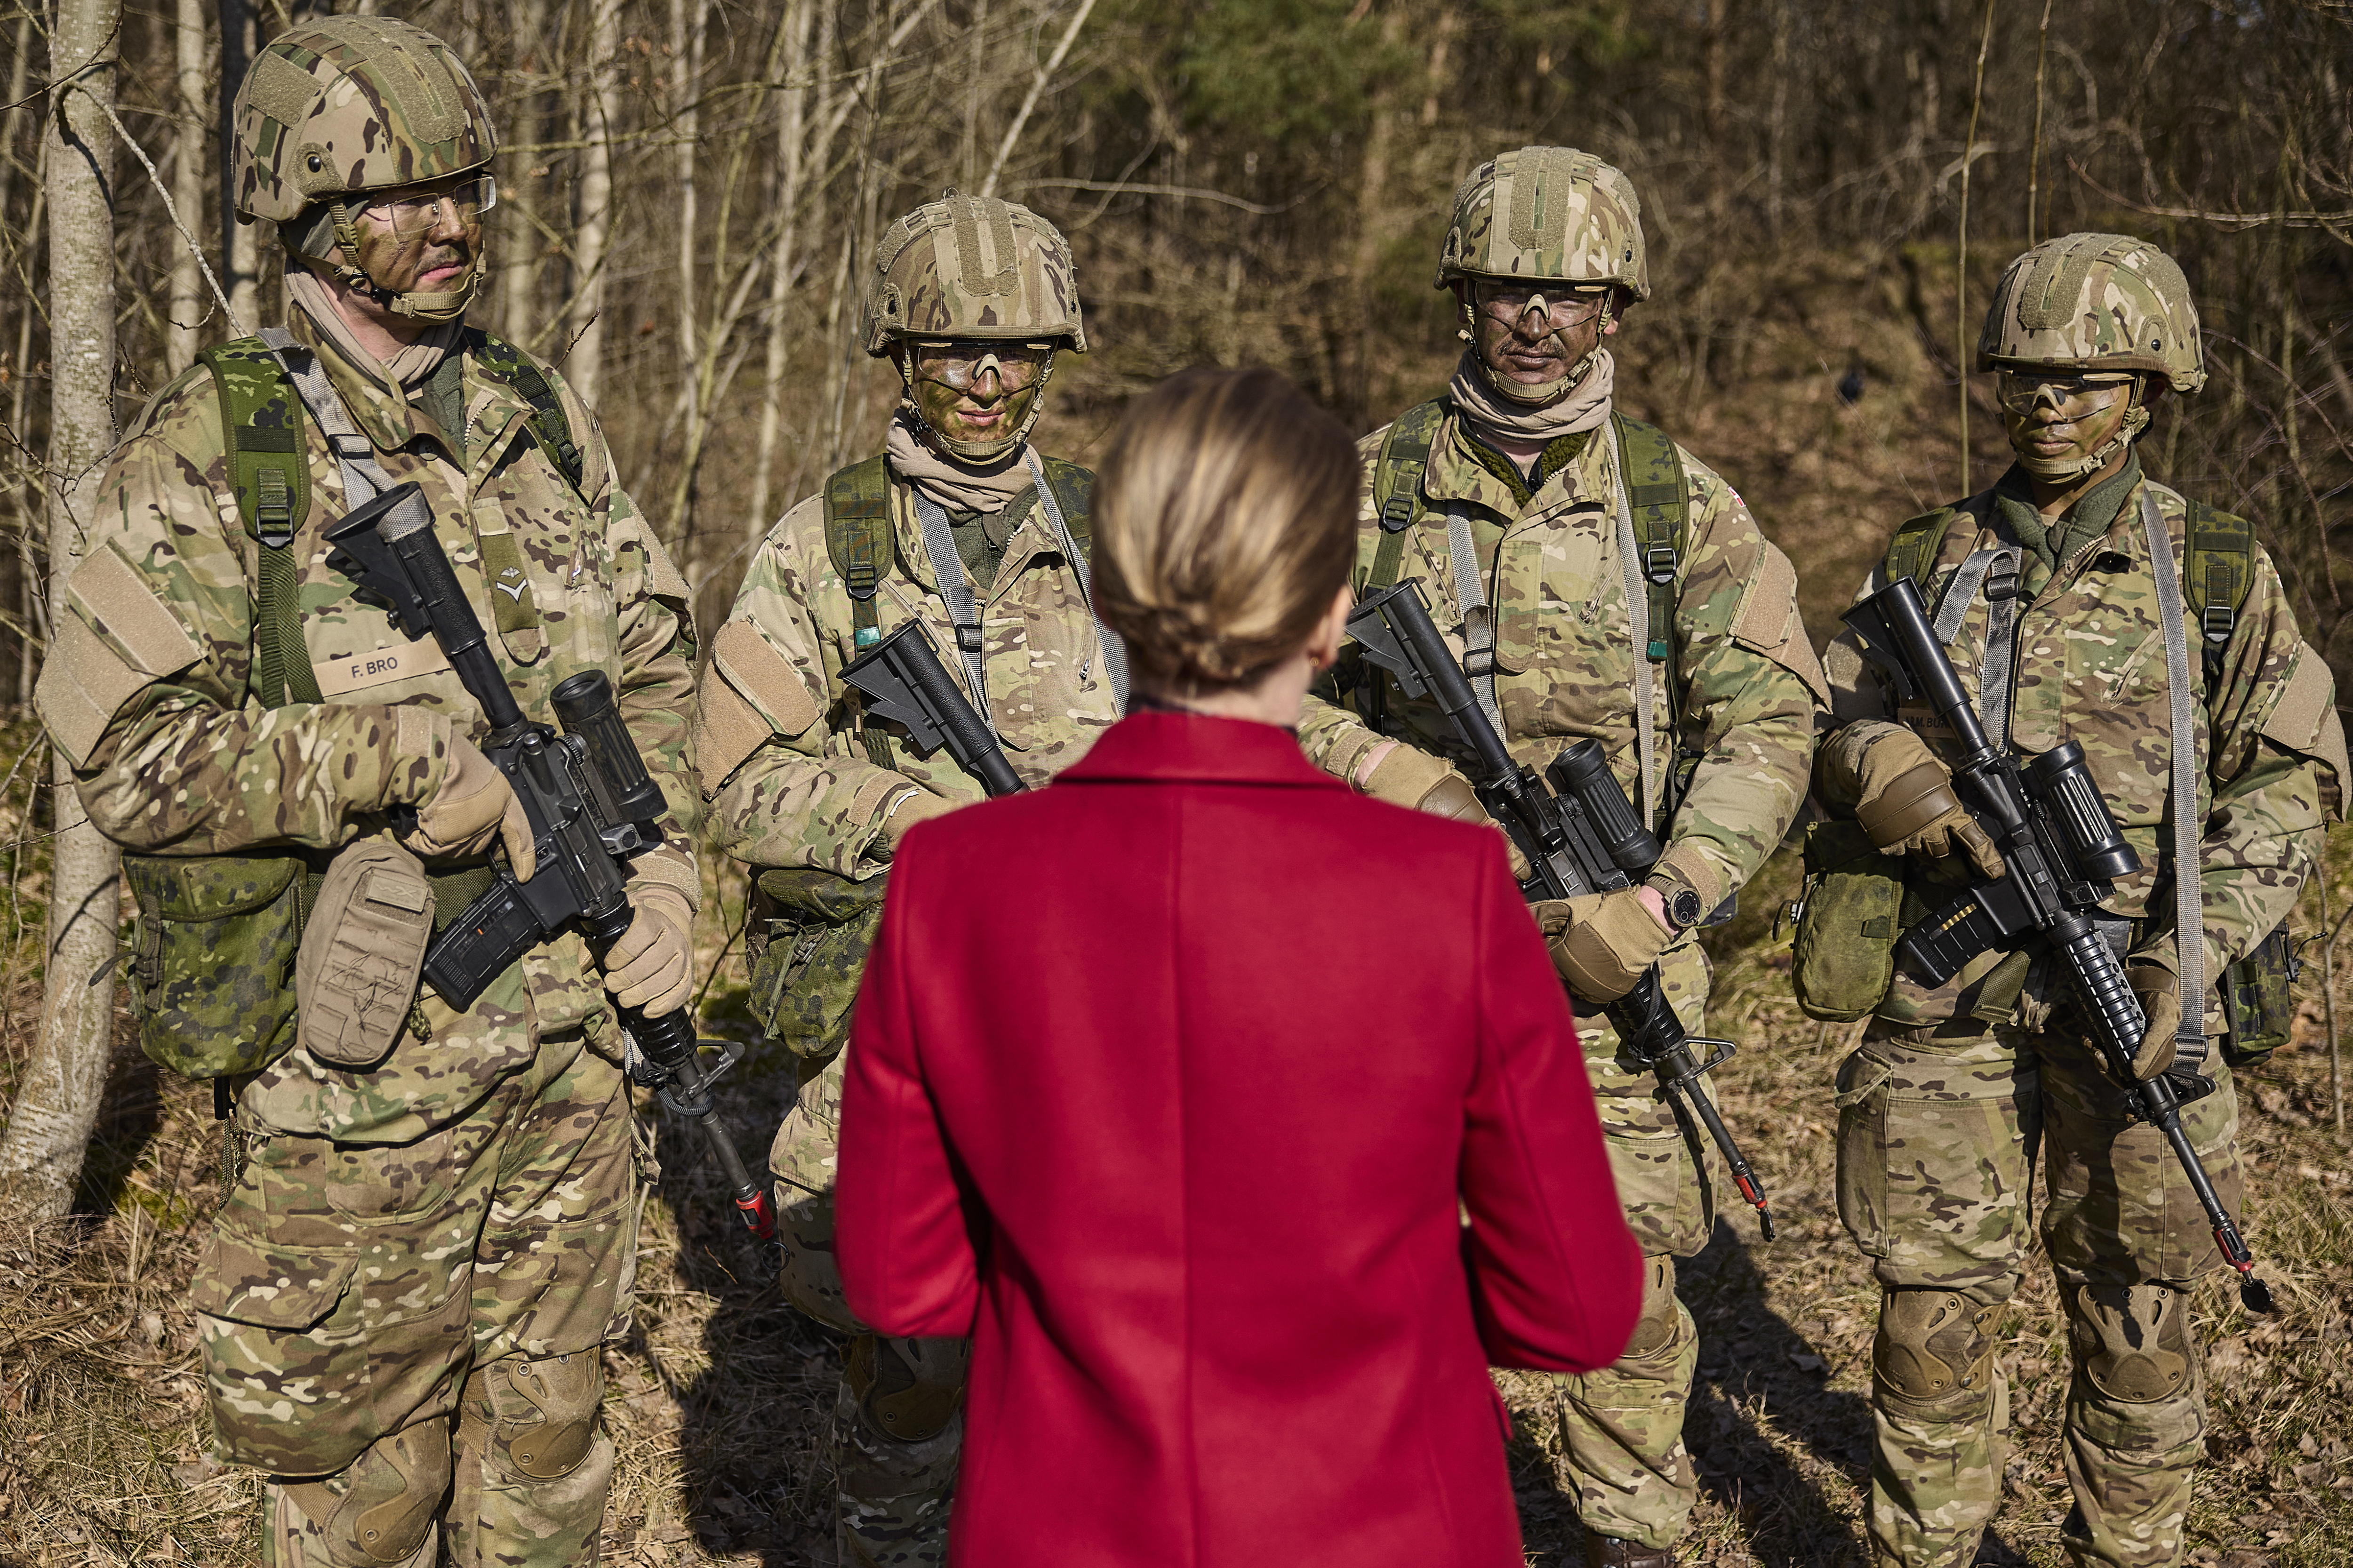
[2119,955,2182,1083]
[872,786,960,862]
[1853,730,2002,880]
[1533,886,1674,1004]
[604,881,695,1018]
[400,733,536,881]
[1358,743,1531,881]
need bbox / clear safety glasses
[1993,370,2137,417]
[912,340,1054,392]
[364,174,498,240]
[1473,282,1610,328]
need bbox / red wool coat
[835,710,1643,1568]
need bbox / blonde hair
[1091,367,1359,693]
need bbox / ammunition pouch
[2221,926,2297,1070]
[125,851,312,1080]
[747,867,891,1061]
[1791,820,1903,1022]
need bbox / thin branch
[980,0,1099,200]
[70,81,246,337]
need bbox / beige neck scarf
[1446,347,1616,444]
[287,267,462,393]
[886,411,1036,514]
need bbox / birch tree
[0,0,125,1227]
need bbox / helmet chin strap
[898,348,1057,464]
[2012,381,2151,483]
[1462,292,1609,408]
[290,199,485,325]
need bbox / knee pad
[846,1334,970,1444]
[2068,1283,2194,1404]
[1875,1290,1996,1407]
[1619,1256,1684,1363]
[462,1351,605,1482]
[279,1422,453,1568]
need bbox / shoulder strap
[825,456,898,770]
[197,337,321,710]
[1367,400,1446,592]
[2184,495,2255,682]
[1884,506,1959,591]
[1037,456,1095,562]
[470,330,584,490]
[1612,414,1688,664]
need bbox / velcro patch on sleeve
[66,543,201,678]
[2262,644,2336,752]
[36,613,153,768]
[642,529,692,605]
[691,666,775,796]
[1729,542,1830,704]
[712,619,820,737]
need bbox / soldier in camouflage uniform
[696,191,1121,1567]
[1298,147,1827,1567]
[1815,234,2347,1568]
[33,18,699,1566]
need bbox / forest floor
[2,834,2350,1568]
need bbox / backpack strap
[824,456,897,768]
[470,330,585,492]
[1036,456,1096,563]
[198,337,322,709]
[1884,506,1959,592]
[1613,414,1690,823]
[1366,400,1446,592]
[1025,450,1125,709]
[2184,496,2255,684]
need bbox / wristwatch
[1656,880,1705,932]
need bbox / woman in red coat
[835,366,1643,1567]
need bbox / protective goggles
[1993,369,2137,417]
[912,340,1054,391]
[1471,281,1611,327]
[363,174,498,240]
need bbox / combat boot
[1584,1533,1675,1567]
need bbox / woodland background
[2,0,2352,1563]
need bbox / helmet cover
[863,191,1087,356]
[1435,146,1649,300]
[1977,232,2205,394]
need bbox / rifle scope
[1548,738,1661,877]
[2025,741,2140,885]
[553,671,668,828]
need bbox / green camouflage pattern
[1555,942,1714,1550]
[748,867,890,1059]
[233,16,497,224]
[1833,995,2242,1568]
[1301,406,1825,920]
[1976,233,2206,394]
[1819,474,2339,1031]
[1435,146,1650,299]
[46,305,700,1143]
[706,468,1117,874]
[121,851,304,1079]
[202,1045,639,1554]
[863,192,1087,354]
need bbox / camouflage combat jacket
[38,308,700,1143]
[1299,402,1827,917]
[702,454,1120,872]
[1819,470,2346,1028]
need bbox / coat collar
[1056,710,1346,788]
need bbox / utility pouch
[124,852,308,1080]
[297,840,435,1069]
[1792,819,1903,1022]
[747,867,890,1061]
[2221,926,2297,1069]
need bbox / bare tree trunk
[746,0,816,542]
[218,0,259,333]
[169,0,211,373]
[666,0,705,553]
[568,0,623,406]
[0,0,125,1229]
[498,0,547,342]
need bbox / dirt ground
[5,248,2352,1565]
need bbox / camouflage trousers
[1834,991,2242,1568]
[196,1036,642,1568]
[772,1051,966,1568]
[1553,939,1714,1555]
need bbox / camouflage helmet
[1436,146,1650,301]
[231,16,496,225]
[862,191,1087,357]
[1977,233,2206,394]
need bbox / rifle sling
[910,490,998,740]
[1443,507,1507,740]
[2141,490,2209,1070]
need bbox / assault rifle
[326,483,777,1253]
[1842,575,2273,1312]
[1348,580,1777,1240]
[841,620,1027,799]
